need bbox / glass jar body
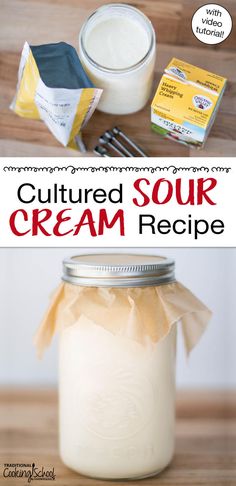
[78,4,156,115]
[79,56,156,115]
[59,310,176,480]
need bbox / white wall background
[0,248,235,389]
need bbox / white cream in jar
[78,4,156,114]
[59,318,176,480]
[59,254,176,480]
[35,254,211,480]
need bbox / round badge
[192,4,233,45]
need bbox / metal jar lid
[62,253,175,288]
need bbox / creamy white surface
[59,317,176,479]
[79,7,156,114]
[84,16,150,70]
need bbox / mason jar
[78,4,156,114]
[59,253,176,480]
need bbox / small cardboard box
[151,58,227,148]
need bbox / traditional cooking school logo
[2,463,56,482]
[193,95,213,110]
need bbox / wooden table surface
[1,0,236,157]
[0,389,235,485]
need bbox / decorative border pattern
[2,165,232,174]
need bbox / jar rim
[62,253,175,288]
[79,3,156,74]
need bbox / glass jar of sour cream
[59,254,176,480]
[35,253,211,480]
[78,4,156,115]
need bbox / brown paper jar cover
[34,281,212,357]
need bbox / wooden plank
[0,389,235,485]
[0,1,235,157]
[190,137,236,157]
[0,0,183,51]
[0,140,80,157]
[1,0,235,51]
[180,0,236,51]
